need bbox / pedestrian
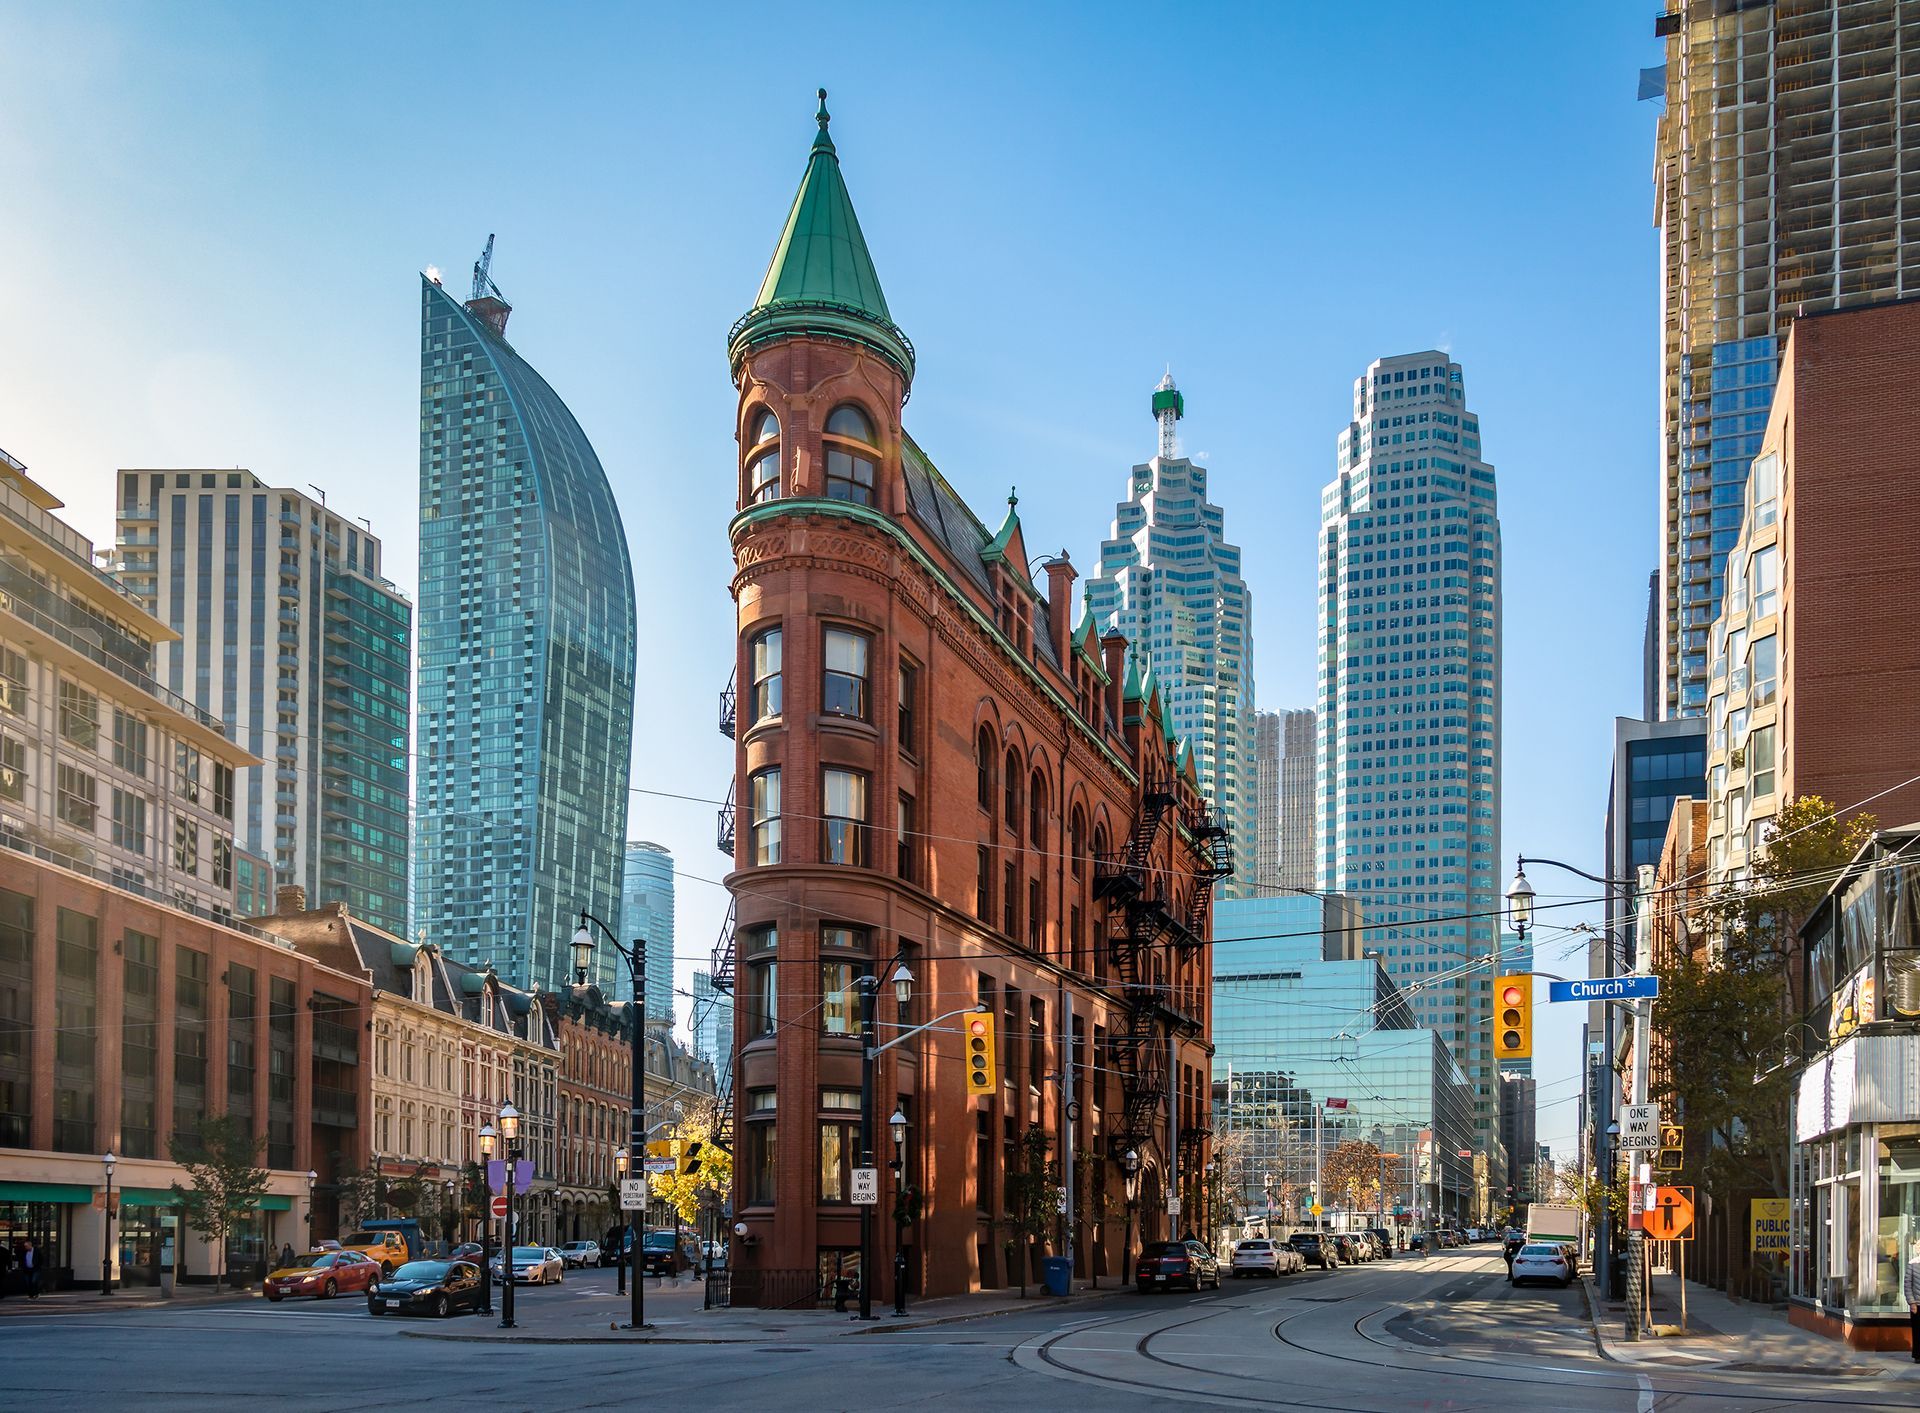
[280,1242,296,1269]
[21,1238,39,1299]
[1904,1237,1920,1363]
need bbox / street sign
[490,1194,508,1220]
[642,1158,675,1176]
[1645,1185,1695,1240]
[1166,1196,1182,1218]
[1547,976,1660,1004]
[851,1167,879,1206]
[1750,1198,1790,1254]
[1619,1103,1661,1151]
[1324,1098,1349,1111]
[1310,1202,1322,1216]
[619,1179,648,1211]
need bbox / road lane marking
[1636,1372,1654,1412]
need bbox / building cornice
[730,498,1137,783]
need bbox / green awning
[119,1188,182,1208]
[259,1195,292,1211]
[0,1181,93,1204]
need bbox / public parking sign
[1619,1103,1661,1151]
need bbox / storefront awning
[258,1195,292,1211]
[0,1181,93,1204]
[119,1188,183,1208]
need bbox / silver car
[558,1240,600,1269]
[491,1245,565,1284]
[1230,1238,1303,1278]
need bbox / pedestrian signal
[965,1009,997,1094]
[1493,974,1532,1060]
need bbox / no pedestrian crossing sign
[619,1178,648,1211]
[851,1167,879,1205]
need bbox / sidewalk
[397,1272,1127,1344]
[1580,1271,1920,1381]
[0,1281,259,1316]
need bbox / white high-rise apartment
[1317,351,1503,1153]
[112,472,412,935]
[1086,375,1255,893]
[1253,708,1316,895]
[1652,0,1920,718]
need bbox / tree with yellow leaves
[646,1099,733,1225]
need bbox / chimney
[1101,632,1126,730]
[1042,554,1075,666]
[275,884,307,915]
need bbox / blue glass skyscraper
[619,840,675,1020]
[414,264,636,995]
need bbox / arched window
[1069,806,1086,880]
[746,409,780,505]
[1028,770,1046,846]
[823,404,877,505]
[977,728,995,810]
[1004,749,1022,829]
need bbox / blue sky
[0,1,1664,1165]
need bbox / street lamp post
[101,1151,116,1296]
[572,911,650,1332]
[613,1148,629,1295]
[856,961,914,1321]
[478,1122,496,1315]
[889,1107,909,1316]
[443,1179,454,1250]
[498,1102,521,1330]
[1122,1149,1141,1283]
[305,1169,317,1244]
[1508,855,1634,1306]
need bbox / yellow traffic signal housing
[1494,974,1532,1060]
[965,1009,997,1094]
[646,1139,675,1162]
[678,1140,704,1177]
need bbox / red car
[264,1249,381,1301]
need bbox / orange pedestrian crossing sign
[1645,1185,1695,1241]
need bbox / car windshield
[343,1232,384,1246]
[564,1242,593,1250]
[1239,1241,1270,1251]
[1520,1244,1563,1256]
[643,1233,678,1250]
[1140,1242,1185,1257]
[1288,1233,1318,1243]
[394,1261,451,1280]
[511,1247,545,1260]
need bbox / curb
[0,1289,261,1318]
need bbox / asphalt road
[2,1251,1912,1410]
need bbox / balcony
[313,1017,360,1064]
[312,1084,358,1129]
[719,669,736,739]
[716,782,736,856]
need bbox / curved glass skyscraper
[415,272,636,995]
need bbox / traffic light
[1493,974,1532,1060]
[678,1140,704,1177]
[965,1008,997,1094]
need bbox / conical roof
[728,90,914,385]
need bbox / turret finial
[1008,485,1019,509]
[818,88,830,129]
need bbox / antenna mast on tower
[1152,370,1184,460]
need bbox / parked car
[1368,1227,1397,1256]
[264,1249,380,1301]
[603,1228,633,1266]
[1408,1231,1429,1252]
[1502,1231,1528,1265]
[642,1229,691,1277]
[559,1240,601,1269]
[449,1242,485,1263]
[490,1245,564,1285]
[366,1258,487,1317]
[1509,1243,1575,1288]
[1288,1231,1338,1270]
[1135,1239,1220,1292]
[1229,1238,1300,1278]
[1329,1233,1363,1264]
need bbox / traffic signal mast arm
[870,1003,991,1060]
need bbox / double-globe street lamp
[492,1102,522,1330]
[101,1151,116,1296]
[571,911,650,1331]
[1122,1149,1141,1281]
[613,1147,629,1295]
[888,1107,909,1316]
[478,1121,498,1315]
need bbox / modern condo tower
[414,252,637,996]
[1317,351,1503,1154]
[1651,0,1920,718]
[619,839,676,1019]
[113,472,411,934]
[1085,377,1255,894]
[1253,707,1315,895]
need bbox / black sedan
[1287,1231,1338,1270]
[1135,1239,1221,1292]
[366,1259,486,1318]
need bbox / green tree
[999,1125,1064,1297]
[169,1116,270,1288]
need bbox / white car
[1230,1238,1303,1278]
[491,1245,565,1285]
[558,1240,600,1269]
[1508,1242,1574,1289]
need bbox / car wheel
[321,1278,336,1300]
[367,1300,383,1316]
[381,1263,395,1279]
[266,1291,282,1303]
[555,1268,563,1284]
[434,1294,451,1318]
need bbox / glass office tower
[414,272,636,996]
[1317,351,1502,1156]
[619,840,675,1018]
[1211,897,1476,1228]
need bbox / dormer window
[823,405,877,506]
[746,410,781,504]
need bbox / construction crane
[471,233,506,303]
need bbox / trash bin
[1042,1257,1072,1297]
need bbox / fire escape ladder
[719,667,738,740]
[716,780,736,856]
[710,898,736,994]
